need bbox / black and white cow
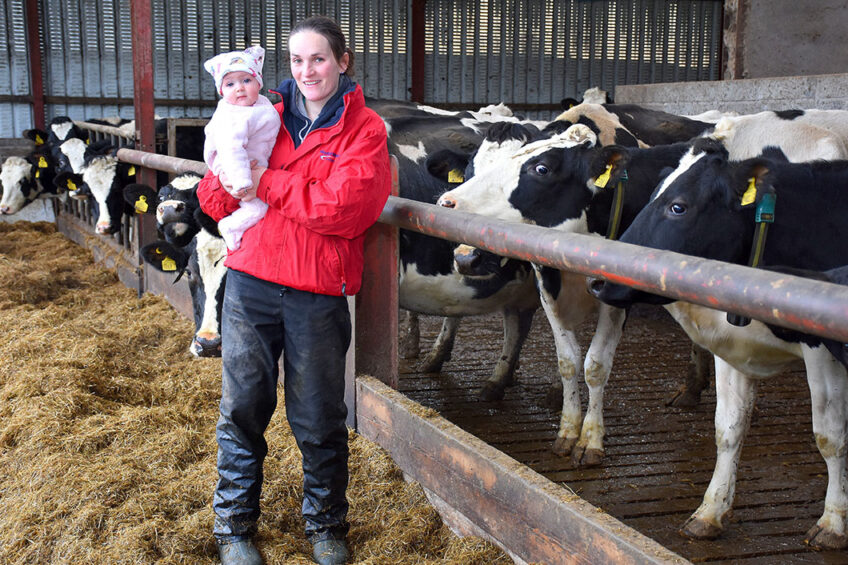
[53,149,138,234]
[0,150,60,215]
[22,116,89,151]
[385,108,544,396]
[435,111,716,465]
[553,102,713,148]
[591,139,848,549]
[127,173,226,358]
[711,108,848,160]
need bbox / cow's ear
[123,183,158,214]
[426,149,471,185]
[53,172,84,196]
[22,128,48,147]
[591,146,631,189]
[560,97,581,110]
[141,241,188,273]
[736,162,771,209]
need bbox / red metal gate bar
[116,147,207,176]
[107,146,848,344]
[379,196,848,343]
[25,0,45,130]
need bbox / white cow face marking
[60,138,88,173]
[0,156,33,214]
[653,147,705,200]
[51,121,74,142]
[82,156,118,232]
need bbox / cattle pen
[41,138,848,564]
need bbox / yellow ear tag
[38,156,48,168]
[128,166,136,176]
[85,139,90,145]
[67,179,77,191]
[741,177,757,206]
[447,169,464,184]
[161,257,177,271]
[135,195,148,214]
[35,134,44,145]
[35,170,40,178]
[594,164,613,188]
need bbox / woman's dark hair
[290,15,355,77]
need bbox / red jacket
[197,84,391,296]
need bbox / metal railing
[95,148,848,344]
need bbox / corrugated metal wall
[0,0,721,138]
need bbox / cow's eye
[534,163,549,175]
[668,202,687,216]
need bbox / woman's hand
[250,164,268,198]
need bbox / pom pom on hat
[204,45,266,95]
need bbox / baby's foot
[217,218,243,251]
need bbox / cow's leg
[398,309,420,359]
[571,304,627,467]
[802,346,848,549]
[479,306,536,401]
[420,317,461,373]
[682,356,756,539]
[667,342,713,407]
[534,269,597,456]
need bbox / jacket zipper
[332,241,347,296]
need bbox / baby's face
[221,71,261,107]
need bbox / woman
[197,15,392,565]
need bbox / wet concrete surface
[398,305,848,564]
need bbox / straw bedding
[0,222,511,564]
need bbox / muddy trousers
[213,268,351,542]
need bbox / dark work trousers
[213,268,351,542]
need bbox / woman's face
[289,30,349,115]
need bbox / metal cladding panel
[422,0,722,120]
[0,1,34,137]
[0,0,720,136]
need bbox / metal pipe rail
[380,196,848,343]
[108,146,848,343]
[116,147,207,176]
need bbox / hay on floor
[0,222,512,565]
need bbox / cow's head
[590,138,778,308]
[437,124,597,229]
[136,173,215,247]
[141,230,227,357]
[45,116,88,146]
[78,152,138,234]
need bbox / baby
[203,45,281,251]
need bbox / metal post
[25,0,45,130]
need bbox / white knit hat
[204,45,266,95]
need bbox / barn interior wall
[738,0,848,80]
[614,72,848,115]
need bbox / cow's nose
[586,277,606,298]
[454,249,482,275]
[438,195,456,208]
[0,206,9,215]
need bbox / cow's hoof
[572,446,604,467]
[479,381,506,401]
[680,516,722,540]
[545,382,564,410]
[805,524,848,549]
[665,385,702,408]
[552,436,577,456]
[419,355,445,373]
